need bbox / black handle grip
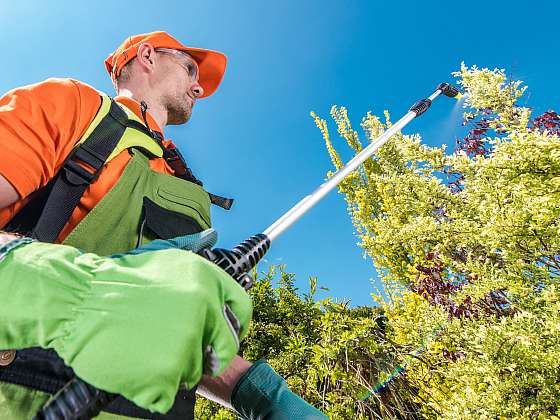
[409,98,432,117]
[199,233,271,290]
[33,377,116,420]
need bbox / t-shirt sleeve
[0,78,101,198]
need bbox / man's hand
[197,355,252,409]
[0,235,252,414]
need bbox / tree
[197,64,560,419]
[311,63,560,419]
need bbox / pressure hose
[34,81,461,420]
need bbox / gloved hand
[0,230,252,414]
[231,359,328,420]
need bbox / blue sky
[1,1,559,306]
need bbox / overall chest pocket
[139,185,212,244]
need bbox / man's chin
[168,108,192,125]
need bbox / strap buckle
[63,145,106,186]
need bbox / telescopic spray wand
[34,82,462,420]
[201,82,462,290]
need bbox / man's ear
[136,43,157,72]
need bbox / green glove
[231,359,328,420]
[0,235,252,414]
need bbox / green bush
[196,266,424,419]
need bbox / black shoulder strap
[31,100,129,242]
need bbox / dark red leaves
[530,110,560,136]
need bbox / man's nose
[191,83,204,98]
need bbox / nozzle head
[437,82,462,99]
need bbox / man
[0,32,325,419]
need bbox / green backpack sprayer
[34,82,462,420]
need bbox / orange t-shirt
[0,78,175,241]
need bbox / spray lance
[199,82,462,290]
[34,82,462,420]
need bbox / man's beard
[164,93,192,125]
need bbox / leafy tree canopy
[197,64,560,419]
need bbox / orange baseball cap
[105,31,227,98]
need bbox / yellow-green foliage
[311,63,560,419]
[196,266,423,419]
[196,64,559,419]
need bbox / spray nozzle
[437,82,462,99]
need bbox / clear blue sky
[2,1,559,306]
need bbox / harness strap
[32,101,129,242]
[134,107,234,210]
[163,144,234,210]
[0,347,195,419]
[208,192,234,210]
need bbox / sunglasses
[155,48,199,81]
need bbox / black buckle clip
[63,145,106,186]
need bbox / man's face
[154,49,204,125]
